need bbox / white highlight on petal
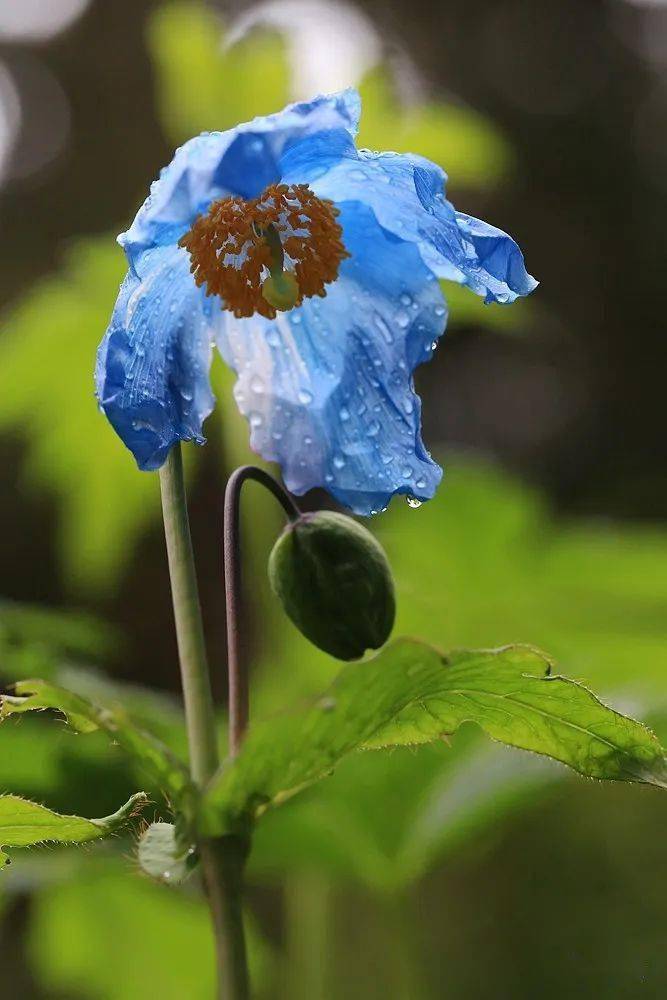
[227,0,382,99]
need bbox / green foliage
[269,512,395,660]
[25,858,275,1000]
[250,738,559,892]
[0,241,157,591]
[137,822,194,884]
[29,860,218,1000]
[202,639,665,836]
[1,679,193,815]
[0,792,147,867]
[147,1,290,145]
[357,67,512,187]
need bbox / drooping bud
[268,511,396,660]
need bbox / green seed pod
[268,511,396,660]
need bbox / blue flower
[96,89,536,515]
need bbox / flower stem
[223,465,299,756]
[159,444,249,999]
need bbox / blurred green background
[0,0,666,996]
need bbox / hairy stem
[159,445,249,999]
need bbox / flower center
[179,182,349,319]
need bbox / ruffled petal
[120,89,360,270]
[214,203,445,515]
[95,245,221,470]
[282,148,537,304]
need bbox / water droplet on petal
[266,329,281,347]
[435,305,446,317]
[249,412,263,428]
[339,406,350,422]
[250,375,265,394]
[395,309,410,329]
[298,389,313,405]
[373,312,393,344]
[402,466,413,479]
[406,495,423,509]
[400,293,412,306]
[333,453,346,470]
[416,477,427,489]
[367,420,380,437]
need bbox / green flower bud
[268,511,396,660]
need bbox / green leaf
[0,792,147,867]
[202,639,666,834]
[1,680,194,815]
[137,822,195,884]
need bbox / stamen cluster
[179,183,349,319]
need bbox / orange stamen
[179,182,349,319]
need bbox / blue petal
[214,203,445,515]
[282,148,537,304]
[120,89,361,271]
[96,245,221,470]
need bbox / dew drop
[402,466,413,479]
[435,305,446,317]
[333,453,346,469]
[406,495,422,509]
[266,329,281,346]
[373,312,393,344]
[395,309,410,329]
[304,435,313,446]
[249,412,263,428]
[400,293,412,306]
[298,389,313,405]
[339,406,350,422]
[250,374,265,394]
[416,476,427,489]
[367,420,380,437]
